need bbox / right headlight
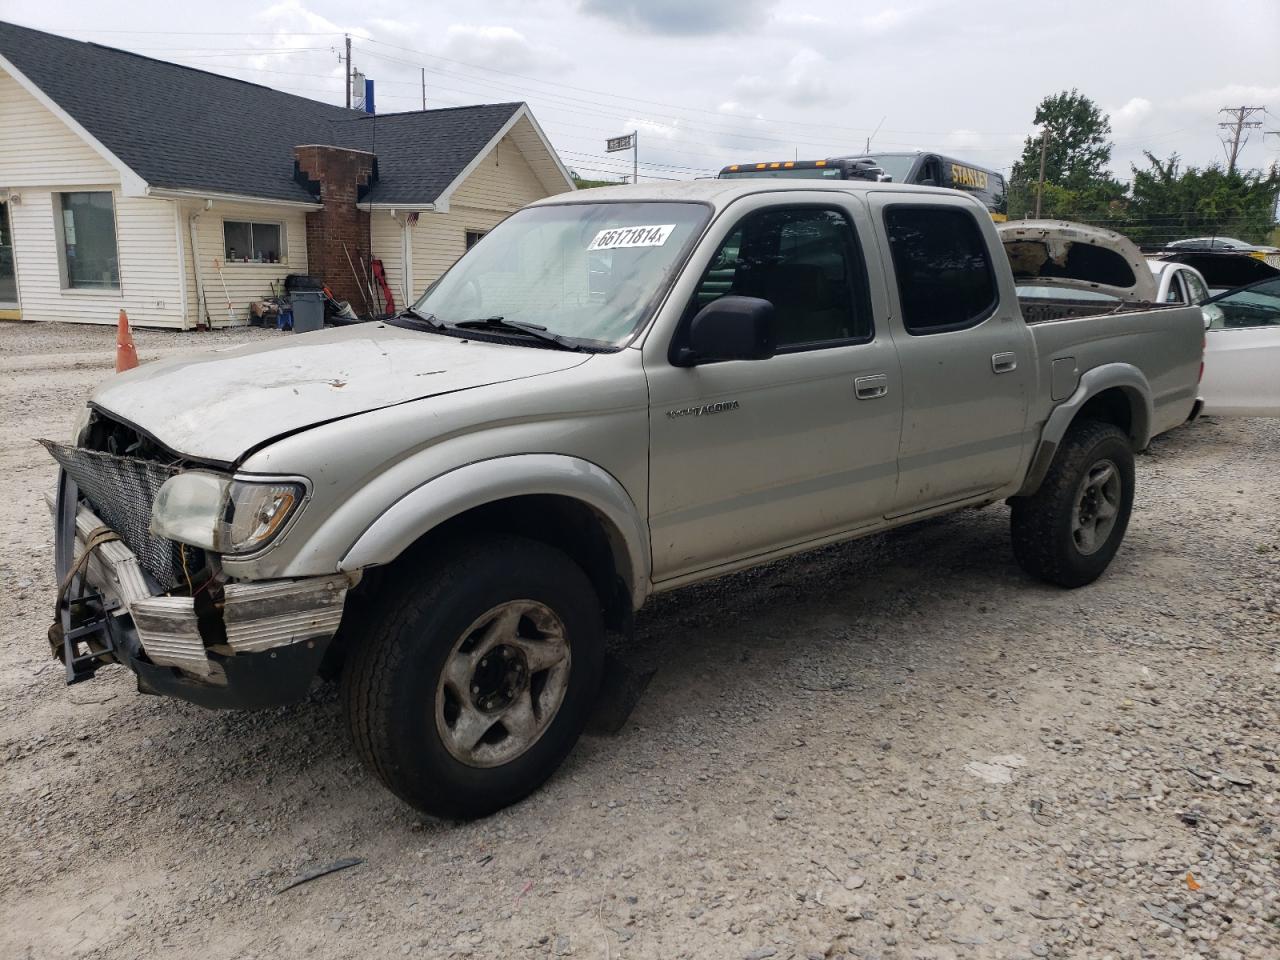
[221,479,305,554]
[151,472,306,555]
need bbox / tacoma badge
[666,400,740,420]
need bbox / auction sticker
[588,224,676,251]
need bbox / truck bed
[1018,296,1162,325]
[1027,302,1204,439]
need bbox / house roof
[0,21,561,206]
[328,104,527,206]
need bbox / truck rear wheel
[1010,419,1135,588]
[342,536,604,819]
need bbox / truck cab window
[884,206,996,334]
[691,207,871,349]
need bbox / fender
[1017,363,1153,497]
[339,454,651,609]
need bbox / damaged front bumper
[48,475,356,710]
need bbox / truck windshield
[852,154,917,182]
[412,201,710,348]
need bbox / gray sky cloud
[579,0,775,36]
[3,0,1277,185]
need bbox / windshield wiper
[450,316,585,351]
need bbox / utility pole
[421,68,426,110]
[1034,128,1049,219]
[633,130,638,186]
[1218,106,1264,174]
[344,34,352,109]
[865,115,886,154]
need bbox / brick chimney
[294,145,376,312]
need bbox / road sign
[606,134,635,153]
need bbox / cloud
[580,0,775,36]
[441,24,568,75]
[255,0,365,41]
[1109,97,1154,138]
[859,7,915,35]
[943,129,985,151]
[734,48,839,108]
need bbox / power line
[55,28,1200,160]
[352,44,1024,164]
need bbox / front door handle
[992,352,1018,374]
[854,374,888,400]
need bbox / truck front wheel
[1010,419,1135,588]
[342,536,604,819]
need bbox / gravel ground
[1,321,1277,960]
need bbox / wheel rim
[1071,458,1122,556]
[435,600,572,768]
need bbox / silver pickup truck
[45,180,1203,817]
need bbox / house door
[0,200,19,319]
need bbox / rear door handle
[854,374,888,400]
[992,352,1018,374]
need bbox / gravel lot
[1,321,1277,960]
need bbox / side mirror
[1201,304,1222,330]
[674,296,776,366]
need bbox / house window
[465,230,487,250]
[57,192,119,290]
[223,220,284,264]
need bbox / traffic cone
[116,309,139,372]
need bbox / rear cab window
[883,206,997,334]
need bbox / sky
[4,0,1279,186]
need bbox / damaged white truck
[45,180,1204,817]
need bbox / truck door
[643,193,901,583]
[867,194,1035,514]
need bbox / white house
[0,20,575,328]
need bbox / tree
[1124,153,1280,246]
[570,170,626,189]
[1008,90,1123,219]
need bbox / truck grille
[41,439,188,590]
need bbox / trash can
[290,290,324,334]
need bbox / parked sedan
[1166,236,1280,255]
[1199,276,1280,417]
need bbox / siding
[0,70,116,187]
[371,211,409,309]
[371,133,552,304]
[6,189,186,327]
[1,68,187,327]
[184,201,309,326]
[451,134,548,211]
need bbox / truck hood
[90,323,590,466]
[998,220,1157,302]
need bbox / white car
[1200,277,1280,417]
[1148,259,1212,306]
